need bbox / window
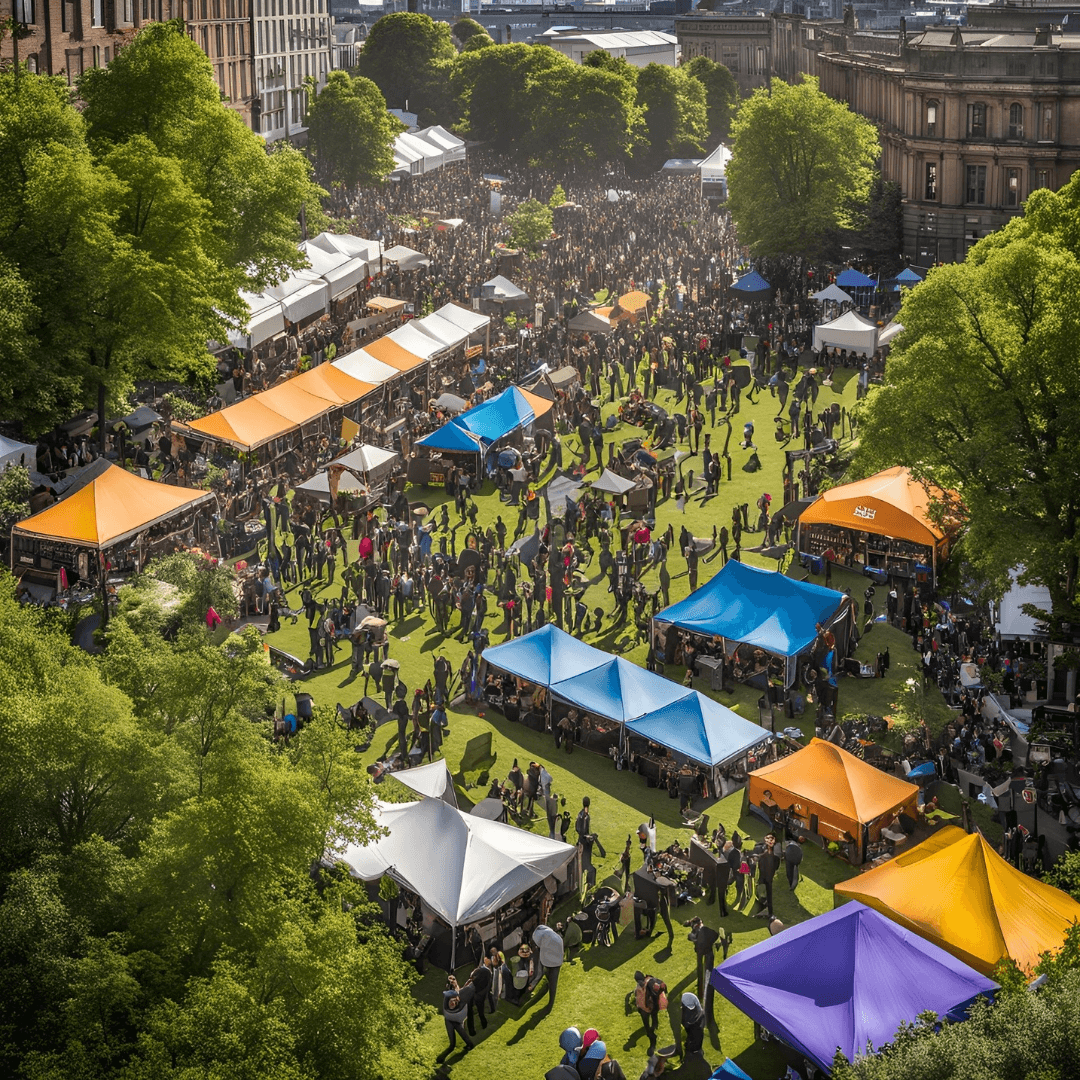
[65,48,82,83]
[968,102,987,138]
[925,162,937,200]
[14,0,35,24]
[1035,169,1050,190]
[1041,106,1054,141]
[966,164,987,204]
[1005,168,1021,207]
[721,46,739,72]
[926,101,938,137]
[91,0,104,26]
[92,45,101,67]
[124,0,133,20]
[1009,103,1023,139]
[61,0,69,31]
[104,46,110,63]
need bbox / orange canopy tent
[12,460,215,552]
[798,466,951,551]
[517,387,555,420]
[363,335,428,373]
[835,826,1080,974]
[748,738,919,860]
[618,290,651,313]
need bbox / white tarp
[482,275,530,303]
[995,568,1052,640]
[231,291,286,349]
[699,144,732,198]
[336,797,575,927]
[877,321,905,348]
[300,240,367,299]
[812,309,879,357]
[435,302,490,337]
[266,269,330,324]
[388,321,446,360]
[388,760,457,806]
[420,125,466,163]
[382,245,431,272]
[309,231,383,266]
[295,444,401,501]
[0,435,35,472]
[414,312,469,350]
[332,349,399,385]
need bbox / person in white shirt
[531,923,565,1009]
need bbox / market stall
[812,309,879,357]
[293,444,401,506]
[796,466,955,587]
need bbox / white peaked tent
[812,309,880,357]
[435,302,490,338]
[388,760,458,806]
[336,797,575,964]
[300,240,368,299]
[414,312,470,350]
[699,144,732,199]
[308,231,383,266]
[388,320,445,360]
[0,435,35,472]
[382,245,431,272]
[230,291,286,349]
[265,269,330,324]
[877,321,905,348]
[482,275,530,304]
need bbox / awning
[266,269,330,324]
[332,349,400,385]
[416,422,483,454]
[300,241,367,299]
[552,656,688,724]
[435,302,490,336]
[414,312,469,350]
[366,295,407,313]
[364,335,428,373]
[387,321,447,360]
[483,624,609,685]
[233,292,286,349]
[382,245,431,272]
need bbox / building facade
[181,0,256,126]
[545,29,678,68]
[675,13,773,96]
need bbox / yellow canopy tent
[618,290,651,313]
[12,461,215,551]
[748,738,919,860]
[835,825,1080,974]
[183,396,297,451]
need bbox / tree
[1044,850,1080,901]
[356,13,455,112]
[854,207,1080,618]
[727,76,879,261]
[0,462,30,537]
[846,172,904,276]
[452,16,488,46]
[507,199,553,252]
[306,72,400,190]
[682,55,738,142]
[635,64,708,169]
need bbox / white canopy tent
[877,321,905,348]
[435,302,490,338]
[382,245,431,273]
[414,312,470,350]
[265,269,330,324]
[810,283,855,305]
[0,435,35,472]
[308,231,383,267]
[812,309,879,357]
[332,348,399,385]
[336,797,575,965]
[482,275,530,304]
[300,240,368,300]
[388,760,458,806]
[230,291,286,349]
[387,321,446,360]
[420,125,466,164]
[699,144,732,199]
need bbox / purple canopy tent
[709,902,997,1074]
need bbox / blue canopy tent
[416,422,483,454]
[625,690,773,793]
[835,268,877,289]
[710,902,998,1075]
[455,386,535,445]
[730,270,771,296]
[894,266,924,284]
[652,560,853,688]
[551,656,688,724]
[482,624,609,688]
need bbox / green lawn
[261,356,957,1078]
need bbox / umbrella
[507,531,541,565]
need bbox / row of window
[923,162,1052,205]
[256,17,329,57]
[924,99,1055,141]
[254,0,326,16]
[184,0,245,20]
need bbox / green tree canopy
[855,179,1080,617]
[635,63,708,169]
[727,76,879,260]
[452,16,488,46]
[356,12,455,112]
[507,198,554,251]
[306,71,400,189]
[682,55,738,142]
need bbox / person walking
[633,970,667,1053]
[784,837,804,890]
[755,834,781,919]
[531,923,565,1009]
[436,975,475,1063]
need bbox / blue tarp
[552,657,688,724]
[836,268,877,289]
[730,270,771,295]
[654,560,846,658]
[711,1061,754,1080]
[416,422,482,453]
[710,902,997,1075]
[456,386,535,444]
[625,691,769,768]
[483,624,608,686]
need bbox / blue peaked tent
[730,270,771,295]
[710,902,997,1075]
[417,387,536,456]
[416,422,483,453]
[552,656,688,723]
[653,560,852,687]
[836,268,877,289]
[482,624,609,687]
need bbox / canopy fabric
[381,245,431,272]
[183,394,297,450]
[552,657,688,724]
[710,902,998,1074]
[799,466,948,548]
[625,690,770,768]
[730,270,771,295]
[296,443,400,499]
[591,468,637,496]
[265,269,330,324]
[654,559,846,658]
[483,623,609,686]
[416,422,483,453]
[363,335,428,372]
[699,143,732,175]
[13,460,214,550]
[288,364,374,408]
[337,797,574,928]
[877,321,904,347]
[413,312,469,350]
[366,295,406,313]
[0,434,36,472]
[893,267,923,284]
[835,268,877,288]
[812,309,879,357]
[385,321,445,360]
[454,387,535,444]
[517,388,554,419]
[834,826,1080,975]
[232,291,286,348]
[435,302,490,336]
[332,349,399,385]
[618,290,650,313]
[256,379,340,427]
[810,283,854,304]
[482,275,530,303]
[544,472,583,513]
[568,309,613,334]
[388,760,458,807]
[748,739,919,836]
[299,241,367,299]
[308,231,382,265]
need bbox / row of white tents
[391,124,467,178]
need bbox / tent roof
[366,295,406,313]
[552,656,688,724]
[877,321,904,347]
[416,420,483,453]
[799,466,948,548]
[183,394,297,450]
[13,460,214,550]
[363,335,428,372]
[568,309,613,334]
[482,275,530,302]
[386,321,446,360]
[296,443,400,497]
[300,240,367,298]
[413,312,469,350]
[750,738,919,826]
[811,283,854,304]
[835,268,877,288]
[0,434,36,470]
[544,472,583,512]
[382,245,431,272]
[710,902,998,1074]
[834,826,1080,974]
[591,468,637,496]
[626,690,770,768]
[265,269,329,323]
[618,290,651,313]
[337,798,575,927]
[655,559,846,657]
[388,760,458,806]
[517,387,554,419]
[699,143,732,173]
[730,270,771,294]
[455,387,535,444]
[483,623,609,686]
[894,266,924,283]
[435,302,489,336]
[332,348,399,385]
[812,309,879,357]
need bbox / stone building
[675,12,774,95]
[180,0,257,128]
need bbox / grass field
[260,353,962,1078]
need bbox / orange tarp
[185,396,297,450]
[748,738,919,842]
[13,462,213,549]
[258,380,342,427]
[518,388,555,419]
[799,466,950,549]
[835,826,1080,974]
[290,364,375,407]
[364,336,427,372]
[618,290,651,313]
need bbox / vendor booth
[747,738,919,864]
[480,275,531,313]
[293,444,400,505]
[834,825,1080,975]
[710,902,997,1077]
[652,559,853,690]
[334,795,576,969]
[11,460,216,583]
[796,466,954,587]
[412,421,483,486]
[729,270,771,297]
[483,623,609,687]
[812,309,879,356]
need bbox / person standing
[687,916,719,1016]
[436,975,474,1063]
[784,837,804,890]
[531,923,565,1009]
[680,993,706,1058]
[756,834,781,919]
[466,956,492,1037]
